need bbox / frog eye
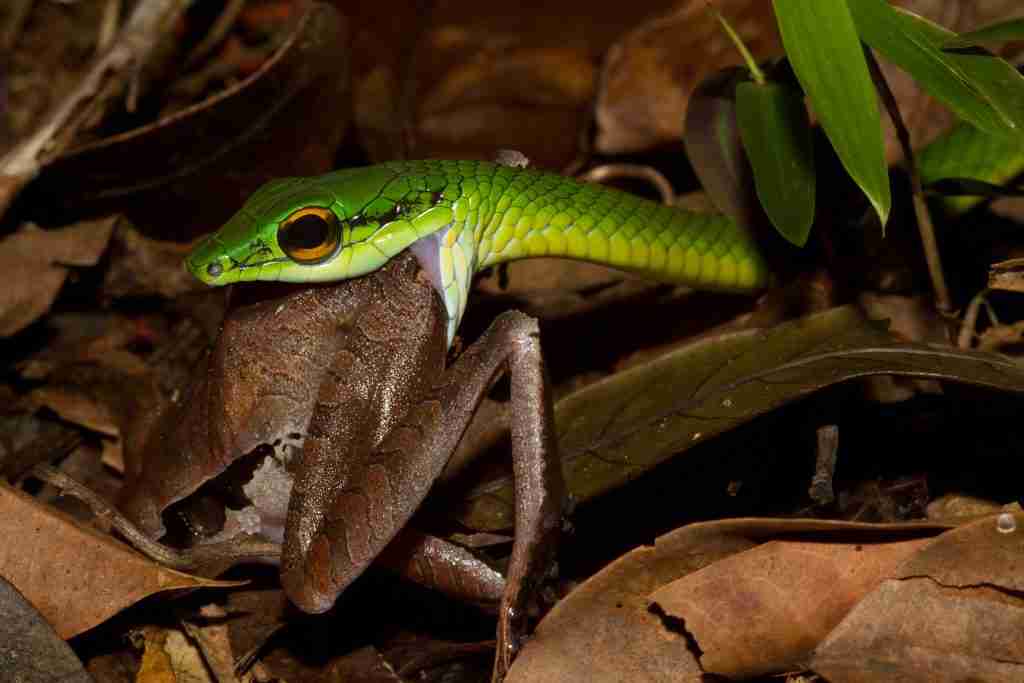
[278,207,341,264]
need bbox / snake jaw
[185,234,221,285]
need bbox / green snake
[186,159,772,344]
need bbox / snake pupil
[278,207,341,264]
[281,214,329,250]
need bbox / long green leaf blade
[850,0,1024,140]
[919,121,1024,214]
[736,80,815,246]
[944,17,1024,49]
[773,0,890,226]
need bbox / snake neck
[367,159,770,347]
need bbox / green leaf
[919,121,1024,214]
[773,0,890,227]
[454,306,1024,530]
[944,17,1024,49]
[849,0,1024,140]
[736,80,815,246]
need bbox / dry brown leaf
[811,582,1024,681]
[146,627,218,683]
[137,629,178,683]
[897,511,1024,591]
[181,605,241,683]
[29,386,120,438]
[102,223,204,300]
[809,513,1024,681]
[652,537,932,678]
[0,217,115,336]
[380,0,677,165]
[596,0,780,154]
[507,518,949,682]
[0,483,238,639]
[421,47,595,116]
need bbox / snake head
[186,165,417,287]
[186,177,349,286]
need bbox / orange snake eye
[278,207,341,264]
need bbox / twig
[184,0,246,68]
[864,48,954,314]
[30,463,280,574]
[97,0,122,53]
[580,163,676,206]
[0,0,190,219]
[957,289,987,349]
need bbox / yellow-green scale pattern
[379,160,770,342]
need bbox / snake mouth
[184,234,221,285]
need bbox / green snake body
[188,160,770,343]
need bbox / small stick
[97,0,122,52]
[580,163,676,206]
[30,464,279,574]
[184,0,246,68]
[865,48,954,315]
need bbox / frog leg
[281,310,563,674]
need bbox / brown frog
[120,252,564,679]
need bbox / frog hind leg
[280,310,564,677]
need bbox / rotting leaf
[456,306,1024,530]
[0,217,116,336]
[811,513,1024,682]
[0,483,237,639]
[506,518,950,682]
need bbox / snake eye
[278,207,341,264]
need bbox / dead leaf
[137,629,178,683]
[0,218,115,336]
[417,45,596,165]
[181,604,242,683]
[29,386,120,438]
[507,518,949,682]
[0,483,237,639]
[814,580,1024,682]
[652,537,932,677]
[596,0,780,154]
[102,222,205,300]
[809,513,1024,681]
